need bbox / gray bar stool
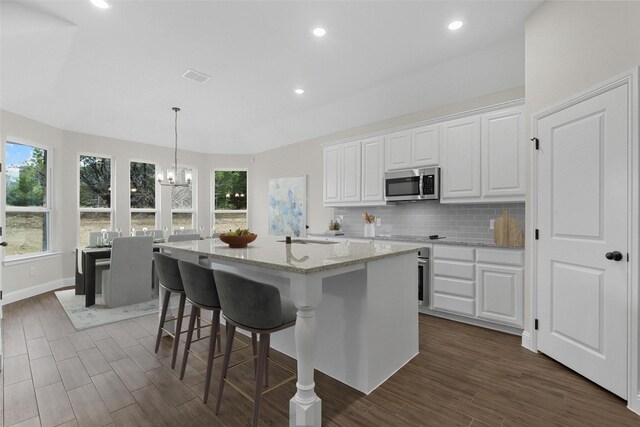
[177,260,253,404]
[152,252,190,369]
[213,270,297,427]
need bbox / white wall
[1,110,251,297]
[524,0,640,411]
[250,86,525,238]
[524,1,640,330]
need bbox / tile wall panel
[333,202,525,244]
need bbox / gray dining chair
[86,231,118,293]
[101,236,154,308]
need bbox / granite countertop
[307,233,524,250]
[157,236,422,274]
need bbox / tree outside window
[213,170,247,233]
[130,161,157,231]
[5,142,50,256]
[79,155,112,246]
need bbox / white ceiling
[1,0,541,154]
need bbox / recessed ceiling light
[90,0,111,9]
[294,88,305,95]
[312,26,327,37]
[448,20,463,31]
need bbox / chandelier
[157,107,192,187]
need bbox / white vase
[364,223,375,238]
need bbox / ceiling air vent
[182,69,211,84]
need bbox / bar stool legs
[215,323,236,416]
[154,288,187,369]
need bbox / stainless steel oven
[418,247,430,307]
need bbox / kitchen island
[158,236,420,427]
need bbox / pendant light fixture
[157,107,192,187]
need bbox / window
[213,170,247,233]
[130,161,157,232]
[5,141,50,257]
[79,155,112,247]
[171,167,195,231]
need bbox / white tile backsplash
[334,202,525,244]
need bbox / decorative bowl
[219,233,257,248]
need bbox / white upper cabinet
[385,130,412,171]
[341,141,362,203]
[385,126,440,171]
[411,124,439,167]
[323,144,341,204]
[481,106,525,199]
[323,138,384,206]
[440,116,482,200]
[361,136,385,202]
[323,102,525,206]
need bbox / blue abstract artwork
[268,176,306,237]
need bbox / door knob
[605,251,623,261]
[0,241,7,247]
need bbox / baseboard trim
[3,277,75,305]
[419,307,523,336]
[521,331,533,351]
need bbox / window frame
[4,138,53,259]
[211,168,249,232]
[77,152,114,246]
[129,159,160,231]
[170,165,196,232]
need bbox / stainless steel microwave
[384,167,440,202]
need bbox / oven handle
[418,258,429,265]
[418,174,424,198]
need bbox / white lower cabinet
[476,263,523,327]
[431,245,524,329]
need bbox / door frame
[529,68,639,412]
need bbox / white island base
[164,239,419,426]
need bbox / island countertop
[157,236,421,274]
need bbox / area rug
[55,289,180,330]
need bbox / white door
[536,82,629,398]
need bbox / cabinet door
[476,264,523,327]
[361,136,385,202]
[385,130,412,171]
[412,124,439,166]
[440,116,481,200]
[481,106,525,199]
[323,145,341,204]
[341,141,361,202]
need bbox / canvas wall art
[268,176,306,237]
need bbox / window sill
[3,251,64,266]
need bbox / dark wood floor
[2,290,639,426]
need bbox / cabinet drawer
[433,276,474,298]
[433,260,475,280]
[433,245,475,261]
[477,249,524,266]
[432,294,475,316]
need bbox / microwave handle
[418,174,424,198]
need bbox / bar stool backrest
[178,260,220,308]
[153,253,184,292]
[213,270,283,330]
